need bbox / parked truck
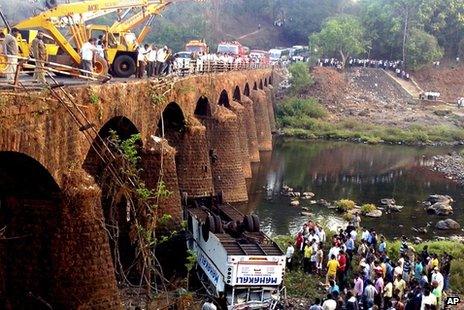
[185,39,209,54]
[183,194,286,309]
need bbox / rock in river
[436,219,461,230]
[301,192,315,199]
[290,200,300,207]
[365,209,383,218]
[424,194,454,215]
[427,202,454,215]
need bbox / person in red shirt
[337,249,348,289]
[295,232,304,253]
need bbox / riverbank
[277,64,464,146]
[432,152,464,185]
[280,125,464,146]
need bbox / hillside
[307,67,464,129]
[414,63,464,103]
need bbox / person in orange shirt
[326,254,340,284]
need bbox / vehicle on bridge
[0,0,177,78]
[183,194,286,309]
[186,39,209,54]
[269,48,290,64]
[217,41,249,57]
[250,50,270,65]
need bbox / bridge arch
[253,81,258,90]
[244,83,250,96]
[83,115,142,285]
[195,96,212,117]
[233,86,241,101]
[157,101,186,139]
[218,89,231,109]
[0,151,61,308]
[259,79,264,90]
[269,75,273,85]
[264,78,268,87]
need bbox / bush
[361,203,377,214]
[278,97,327,119]
[288,62,314,94]
[279,115,464,145]
[335,199,356,212]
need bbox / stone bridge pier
[0,69,277,308]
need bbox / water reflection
[248,139,464,239]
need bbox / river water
[245,139,464,239]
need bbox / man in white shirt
[146,44,157,77]
[136,44,148,78]
[431,267,444,292]
[285,242,294,270]
[322,294,336,310]
[328,245,340,260]
[81,38,97,76]
[420,288,437,310]
[156,46,166,75]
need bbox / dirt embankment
[307,66,464,129]
[414,64,464,103]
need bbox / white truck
[183,194,286,309]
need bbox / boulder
[427,194,453,205]
[309,200,317,204]
[436,219,461,230]
[290,200,300,207]
[300,211,313,217]
[413,237,423,244]
[380,198,396,206]
[302,192,315,199]
[365,209,383,218]
[427,202,454,215]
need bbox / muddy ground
[307,67,464,130]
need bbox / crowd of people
[136,44,175,78]
[0,30,272,84]
[317,57,411,81]
[285,214,453,310]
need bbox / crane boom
[109,2,170,33]
[15,0,154,29]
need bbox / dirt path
[384,71,422,98]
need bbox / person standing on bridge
[31,30,47,84]
[80,38,97,77]
[155,46,166,76]
[136,44,149,78]
[1,28,20,83]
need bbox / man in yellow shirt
[326,254,340,284]
[393,274,406,299]
[304,241,313,274]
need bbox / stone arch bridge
[0,68,277,308]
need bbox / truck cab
[183,194,286,309]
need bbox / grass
[361,203,377,213]
[280,118,464,144]
[335,199,356,212]
[277,94,464,144]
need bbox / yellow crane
[7,0,170,77]
[108,1,172,44]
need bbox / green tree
[310,15,367,68]
[406,28,443,69]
